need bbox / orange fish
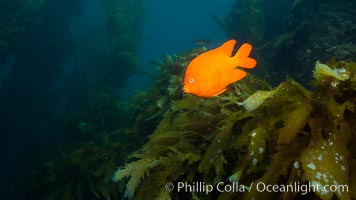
[183,39,257,97]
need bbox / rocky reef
[217,0,356,85]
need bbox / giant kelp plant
[112,51,356,199]
[0,0,46,56]
[8,0,145,199]
[101,0,145,87]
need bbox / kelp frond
[113,58,356,200]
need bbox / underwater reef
[216,0,356,85]
[262,0,356,84]
[113,52,356,199]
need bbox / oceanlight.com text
[255,181,348,195]
[165,181,348,195]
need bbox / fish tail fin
[233,43,257,69]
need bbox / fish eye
[189,78,195,83]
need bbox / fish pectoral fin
[229,68,247,84]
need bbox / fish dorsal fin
[210,39,236,56]
[233,43,256,69]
